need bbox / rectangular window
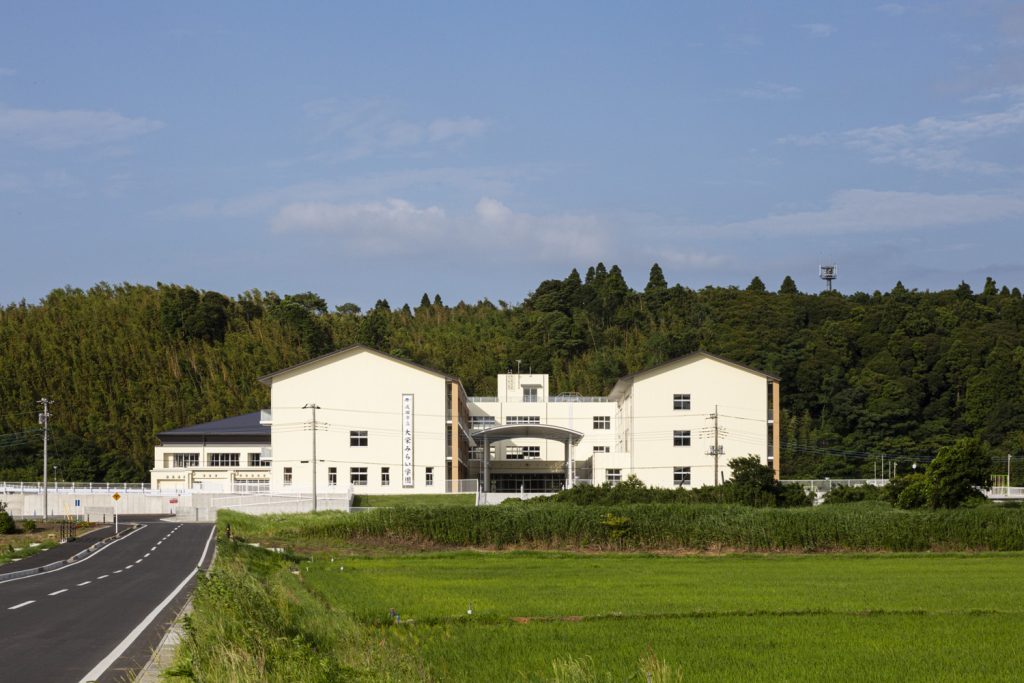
[523,386,539,403]
[350,430,368,447]
[592,446,610,455]
[593,416,611,430]
[350,467,367,485]
[248,452,271,467]
[673,430,691,447]
[381,467,390,486]
[426,467,434,486]
[522,446,540,458]
[506,416,540,425]
[674,466,691,486]
[209,453,240,467]
[506,446,524,460]
[606,468,621,484]
[673,394,691,410]
[172,453,199,468]
[328,467,337,486]
[470,415,497,429]
[283,467,293,486]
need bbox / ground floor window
[350,467,368,485]
[674,466,691,486]
[490,472,565,493]
[381,467,390,486]
[606,468,622,484]
[426,466,434,486]
[328,467,337,486]
[283,467,292,485]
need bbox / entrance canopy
[472,424,584,445]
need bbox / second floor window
[172,453,199,468]
[209,453,240,467]
[507,416,540,425]
[674,430,691,447]
[592,446,610,454]
[593,416,611,429]
[350,430,368,447]
[673,394,691,410]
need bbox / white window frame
[592,446,610,455]
[674,466,691,487]
[283,467,293,486]
[593,416,611,430]
[606,468,622,484]
[381,467,390,486]
[209,452,240,467]
[350,467,368,485]
[350,430,368,447]
[172,453,199,468]
[673,394,691,410]
[506,416,541,425]
[328,467,337,486]
[426,467,434,486]
[523,386,539,403]
[673,430,691,447]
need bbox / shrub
[0,502,14,535]
[823,485,884,505]
[21,519,36,533]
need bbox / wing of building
[150,345,780,494]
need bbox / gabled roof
[157,411,270,443]
[609,351,779,400]
[257,344,460,386]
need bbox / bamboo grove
[1,263,1023,482]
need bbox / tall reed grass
[221,502,1024,552]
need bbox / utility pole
[1008,454,1013,491]
[38,398,51,521]
[304,403,320,512]
[706,405,723,485]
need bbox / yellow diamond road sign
[112,492,121,501]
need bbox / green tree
[925,438,991,508]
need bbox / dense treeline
[1,264,1023,482]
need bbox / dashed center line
[77,581,91,586]
[125,565,134,570]
[9,601,35,610]
[97,574,109,580]
[144,553,151,558]
[135,559,142,564]
[113,570,122,574]
[150,546,156,551]
[48,589,68,596]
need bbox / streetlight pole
[303,403,320,512]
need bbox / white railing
[550,395,613,403]
[445,479,479,493]
[987,486,1024,498]
[781,479,889,493]
[468,396,499,402]
[0,481,154,493]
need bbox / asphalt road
[0,519,215,682]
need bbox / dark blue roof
[157,411,270,443]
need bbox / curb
[0,524,140,583]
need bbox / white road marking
[48,589,68,596]
[113,570,122,574]
[125,565,134,570]
[135,559,142,564]
[77,581,91,586]
[144,553,151,558]
[97,575,109,580]
[0,524,146,586]
[150,547,156,551]
[9,601,34,610]
[78,526,216,683]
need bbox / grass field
[350,493,476,508]
[174,533,1024,681]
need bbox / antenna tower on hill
[819,264,838,292]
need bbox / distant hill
[1,266,1022,481]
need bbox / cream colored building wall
[151,442,271,492]
[621,356,769,488]
[268,349,448,494]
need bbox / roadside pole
[112,491,121,534]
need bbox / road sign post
[112,492,121,533]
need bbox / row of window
[606,467,691,486]
[171,452,271,468]
[470,415,614,429]
[280,466,435,487]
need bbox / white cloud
[877,3,907,16]
[737,82,802,100]
[798,23,836,38]
[651,249,728,269]
[717,189,1024,236]
[0,103,163,149]
[473,198,608,261]
[270,198,447,252]
[781,94,1024,173]
[303,99,487,159]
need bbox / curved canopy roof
[472,423,584,445]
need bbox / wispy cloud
[781,92,1024,173]
[798,23,835,38]
[877,3,907,17]
[737,82,802,100]
[303,99,487,159]
[717,189,1024,236]
[0,103,163,149]
[268,196,608,262]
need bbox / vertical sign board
[402,394,415,487]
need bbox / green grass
[350,493,476,508]
[174,523,1024,681]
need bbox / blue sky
[2,2,1023,308]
